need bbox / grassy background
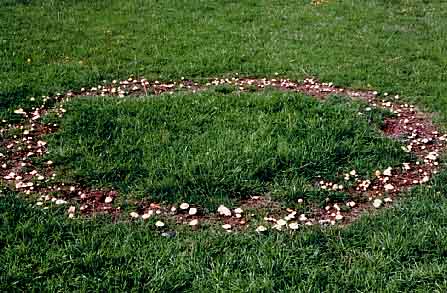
[2,179,447,292]
[46,92,407,208]
[2,0,447,291]
[1,0,446,118]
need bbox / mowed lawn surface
[2,0,447,291]
[46,92,406,208]
[1,0,447,119]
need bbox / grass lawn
[45,92,406,208]
[2,0,447,291]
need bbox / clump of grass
[213,84,237,94]
[44,91,408,208]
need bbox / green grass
[3,179,447,291]
[2,0,447,291]
[1,0,447,120]
[45,92,407,208]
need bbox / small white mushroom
[426,152,438,161]
[276,219,287,226]
[299,214,308,221]
[255,225,267,232]
[129,212,139,218]
[234,208,243,214]
[179,203,190,210]
[55,199,67,205]
[189,219,199,226]
[346,201,356,208]
[373,199,382,208]
[217,205,232,216]
[383,167,392,177]
[155,221,165,227]
[288,222,299,230]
